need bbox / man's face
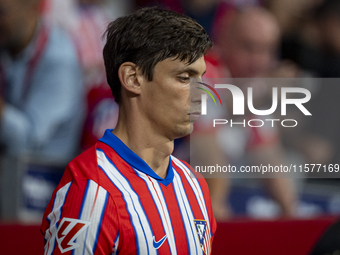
[0,0,30,51]
[138,56,206,140]
[221,13,279,78]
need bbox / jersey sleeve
[41,168,119,255]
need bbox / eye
[178,76,190,83]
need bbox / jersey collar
[99,129,174,186]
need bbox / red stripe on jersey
[173,164,205,221]
[93,195,117,255]
[94,144,138,253]
[148,176,172,232]
[144,176,172,253]
[179,160,217,250]
[181,161,217,230]
[173,161,213,254]
[161,183,190,254]
[94,143,149,253]
[41,168,75,236]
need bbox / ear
[118,62,143,96]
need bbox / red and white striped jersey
[41,129,217,255]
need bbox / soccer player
[41,7,216,255]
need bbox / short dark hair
[103,7,213,103]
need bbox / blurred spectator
[265,0,323,75]
[265,0,340,167]
[293,0,340,166]
[193,6,299,220]
[42,0,133,150]
[0,0,84,162]
[314,0,340,77]
[215,6,300,78]
[42,0,130,85]
[0,0,84,221]
[265,0,322,36]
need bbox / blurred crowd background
[1,0,340,223]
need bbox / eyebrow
[174,67,206,77]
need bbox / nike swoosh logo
[153,235,167,249]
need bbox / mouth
[188,111,201,115]
[188,112,201,122]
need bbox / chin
[189,123,195,134]
[172,124,192,139]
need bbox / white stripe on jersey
[173,170,202,255]
[135,170,177,255]
[172,157,209,220]
[45,182,72,255]
[172,158,211,254]
[74,180,109,255]
[96,149,156,255]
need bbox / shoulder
[67,141,132,196]
[42,144,118,224]
[66,145,99,180]
[65,142,117,185]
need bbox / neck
[113,104,174,179]
[10,16,39,57]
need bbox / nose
[190,79,206,103]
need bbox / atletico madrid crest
[194,219,209,254]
